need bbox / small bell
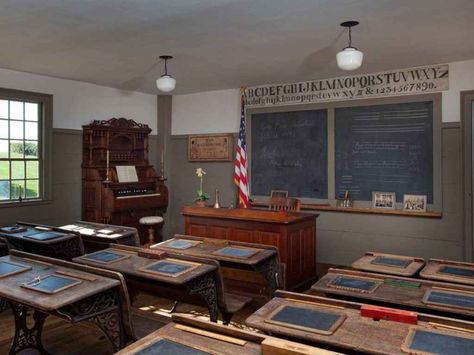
[213,189,221,208]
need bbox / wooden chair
[268,197,301,212]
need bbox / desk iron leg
[9,303,49,355]
[185,273,219,323]
[0,298,9,313]
[58,290,130,352]
[254,256,282,296]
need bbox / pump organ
[81,118,168,244]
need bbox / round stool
[139,216,164,246]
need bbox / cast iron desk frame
[0,250,134,355]
[0,222,84,261]
[74,245,223,323]
[152,234,284,296]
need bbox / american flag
[234,90,250,208]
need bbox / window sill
[0,199,53,209]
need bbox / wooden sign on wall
[188,134,233,162]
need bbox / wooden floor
[0,263,336,354]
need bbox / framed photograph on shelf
[403,194,427,212]
[270,190,288,198]
[372,192,396,209]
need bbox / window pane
[26,179,39,198]
[0,181,10,200]
[0,161,9,179]
[10,141,24,158]
[0,100,7,119]
[25,103,38,121]
[24,141,38,158]
[0,120,7,139]
[25,122,38,140]
[26,160,38,179]
[11,161,25,179]
[10,101,23,120]
[10,180,25,199]
[10,120,24,139]
[0,140,8,158]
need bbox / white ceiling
[0,0,473,94]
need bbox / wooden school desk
[151,234,283,297]
[311,268,474,321]
[116,314,342,355]
[0,250,134,354]
[74,245,251,323]
[57,220,140,251]
[246,290,474,355]
[351,251,425,277]
[0,222,84,261]
[182,206,317,290]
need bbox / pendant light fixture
[336,21,363,71]
[156,55,176,92]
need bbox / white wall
[0,68,158,132]
[171,59,474,133]
[172,88,240,135]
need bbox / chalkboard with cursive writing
[250,110,328,198]
[335,101,433,203]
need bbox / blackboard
[251,110,328,198]
[439,266,474,278]
[135,339,209,355]
[424,290,474,309]
[330,276,380,292]
[405,329,474,355]
[371,256,412,268]
[335,102,433,202]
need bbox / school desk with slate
[117,314,340,355]
[245,290,474,354]
[151,234,283,297]
[420,258,474,286]
[311,268,474,321]
[0,222,84,261]
[73,245,252,323]
[351,252,425,277]
[57,220,140,252]
[0,250,134,354]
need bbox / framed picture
[270,190,288,198]
[403,194,427,212]
[372,192,396,209]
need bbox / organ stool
[139,216,164,246]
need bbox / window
[0,89,52,203]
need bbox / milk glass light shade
[156,75,176,92]
[336,47,364,71]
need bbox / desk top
[182,206,317,224]
[351,252,425,277]
[151,235,277,266]
[58,220,138,242]
[0,252,119,312]
[74,247,217,285]
[245,291,474,355]
[420,258,474,286]
[312,268,474,319]
[0,222,78,245]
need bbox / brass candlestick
[213,189,221,208]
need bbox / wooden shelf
[251,201,442,218]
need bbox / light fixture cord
[164,58,168,75]
[348,26,352,47]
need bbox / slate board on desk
[22,274,81,294]
[403,328,474,355]
[250,109,328,198]
[80,250,130,264]
[423,289,474,310]
[0,261,31,278]
[24,231,65,241]
[162,239,201,250]
[328,276,381,293]
[213,246,259,259]
[371,256,412,268]
[438,266,474,278]
[335,101,433,202]
[140,259,198,277]
[135,338,209,355]
[265,304,345,335]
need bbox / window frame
[0,88,52,207]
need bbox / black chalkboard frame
[246,93,442,212]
